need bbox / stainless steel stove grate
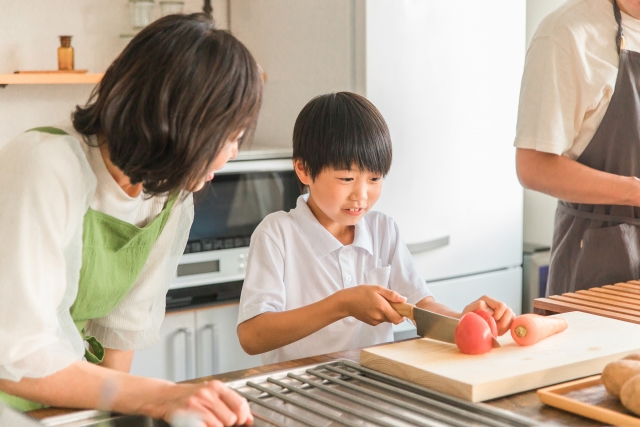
[228,360,540,427]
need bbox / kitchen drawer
[427,267,523,315]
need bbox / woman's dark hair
[73,13,263,195]
[292,92,392,181]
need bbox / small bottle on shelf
[58,36,74,71]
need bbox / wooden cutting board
[361,312,640,402]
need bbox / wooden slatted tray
[538,376,640,426]
[534,280,640,324]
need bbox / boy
[237,92,514,364]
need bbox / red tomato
[472,309,498,338]
[454,312,493,355]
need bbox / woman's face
[190,130,244,192]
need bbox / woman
[0,14,261,426]
[516,0,640,296]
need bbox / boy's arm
[237,285,406,355]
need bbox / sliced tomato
[454,312,493,355]
[472,309,498,338]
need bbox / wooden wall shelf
[0,73,103,87]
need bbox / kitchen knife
[390,302,501,348]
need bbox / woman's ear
[294,159,312,186]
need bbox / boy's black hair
[72,13,263,195]
[293,92,392,180]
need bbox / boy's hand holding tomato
[461,295,515,336]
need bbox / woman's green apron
[0,127,177,411]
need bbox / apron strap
[613,0,627,53]
[558,202,640,226]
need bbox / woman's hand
[462,295,515,336]
[339,285,407,326]
[159,381,252,427]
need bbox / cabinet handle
[407,235,450,254]
[176,327,194,380]
[202,323,220,375]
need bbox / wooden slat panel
[588,287,640,301]
[549,295,640,317]
[569,292,640,311]
[608,284,640,295]
[534,298,578,314]
[612,282,640,291]
[578,289,640,305]
[533,298,640,324]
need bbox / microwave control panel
[171,247,249,290]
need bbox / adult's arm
[100,348,134,373]
[0,360,251,427]
[515,148,640,206]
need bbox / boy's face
[295,160,383,228]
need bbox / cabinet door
[427,268,523,316]
[195,304,261,377]
[130,311,196,382]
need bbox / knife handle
[389,302,414,319]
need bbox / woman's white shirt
[514,0,640,159]
[0,125,193,381]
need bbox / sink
[83,415,169,427]
[39,411,169,427]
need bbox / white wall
[229,0,361,150]
[522,0,566,247]
[0,0,228,148]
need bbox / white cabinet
[130,310,196,382]
[130,303,261,381]
[195,304,261,377]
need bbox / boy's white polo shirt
[237,195,433,364]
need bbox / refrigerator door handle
[407,235,450,255]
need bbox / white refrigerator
[365,1,525,317]
[231,0,525,322]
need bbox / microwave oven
[166,150,300,309]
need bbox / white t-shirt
[237,195,433,365]
[0,124,194,382]
[514,0,640,159]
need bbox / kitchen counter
[29,345,606,426]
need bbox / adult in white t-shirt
[515,0,640,295]
[0,14,261,425]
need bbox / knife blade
[390,302,501,348]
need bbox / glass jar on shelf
[129,0,156,30]
[57,36,74,71]
[160,1,184,17]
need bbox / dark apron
[548,0,640,295]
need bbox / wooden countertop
[29,346,606,426]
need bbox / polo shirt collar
[290,195,374,257]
